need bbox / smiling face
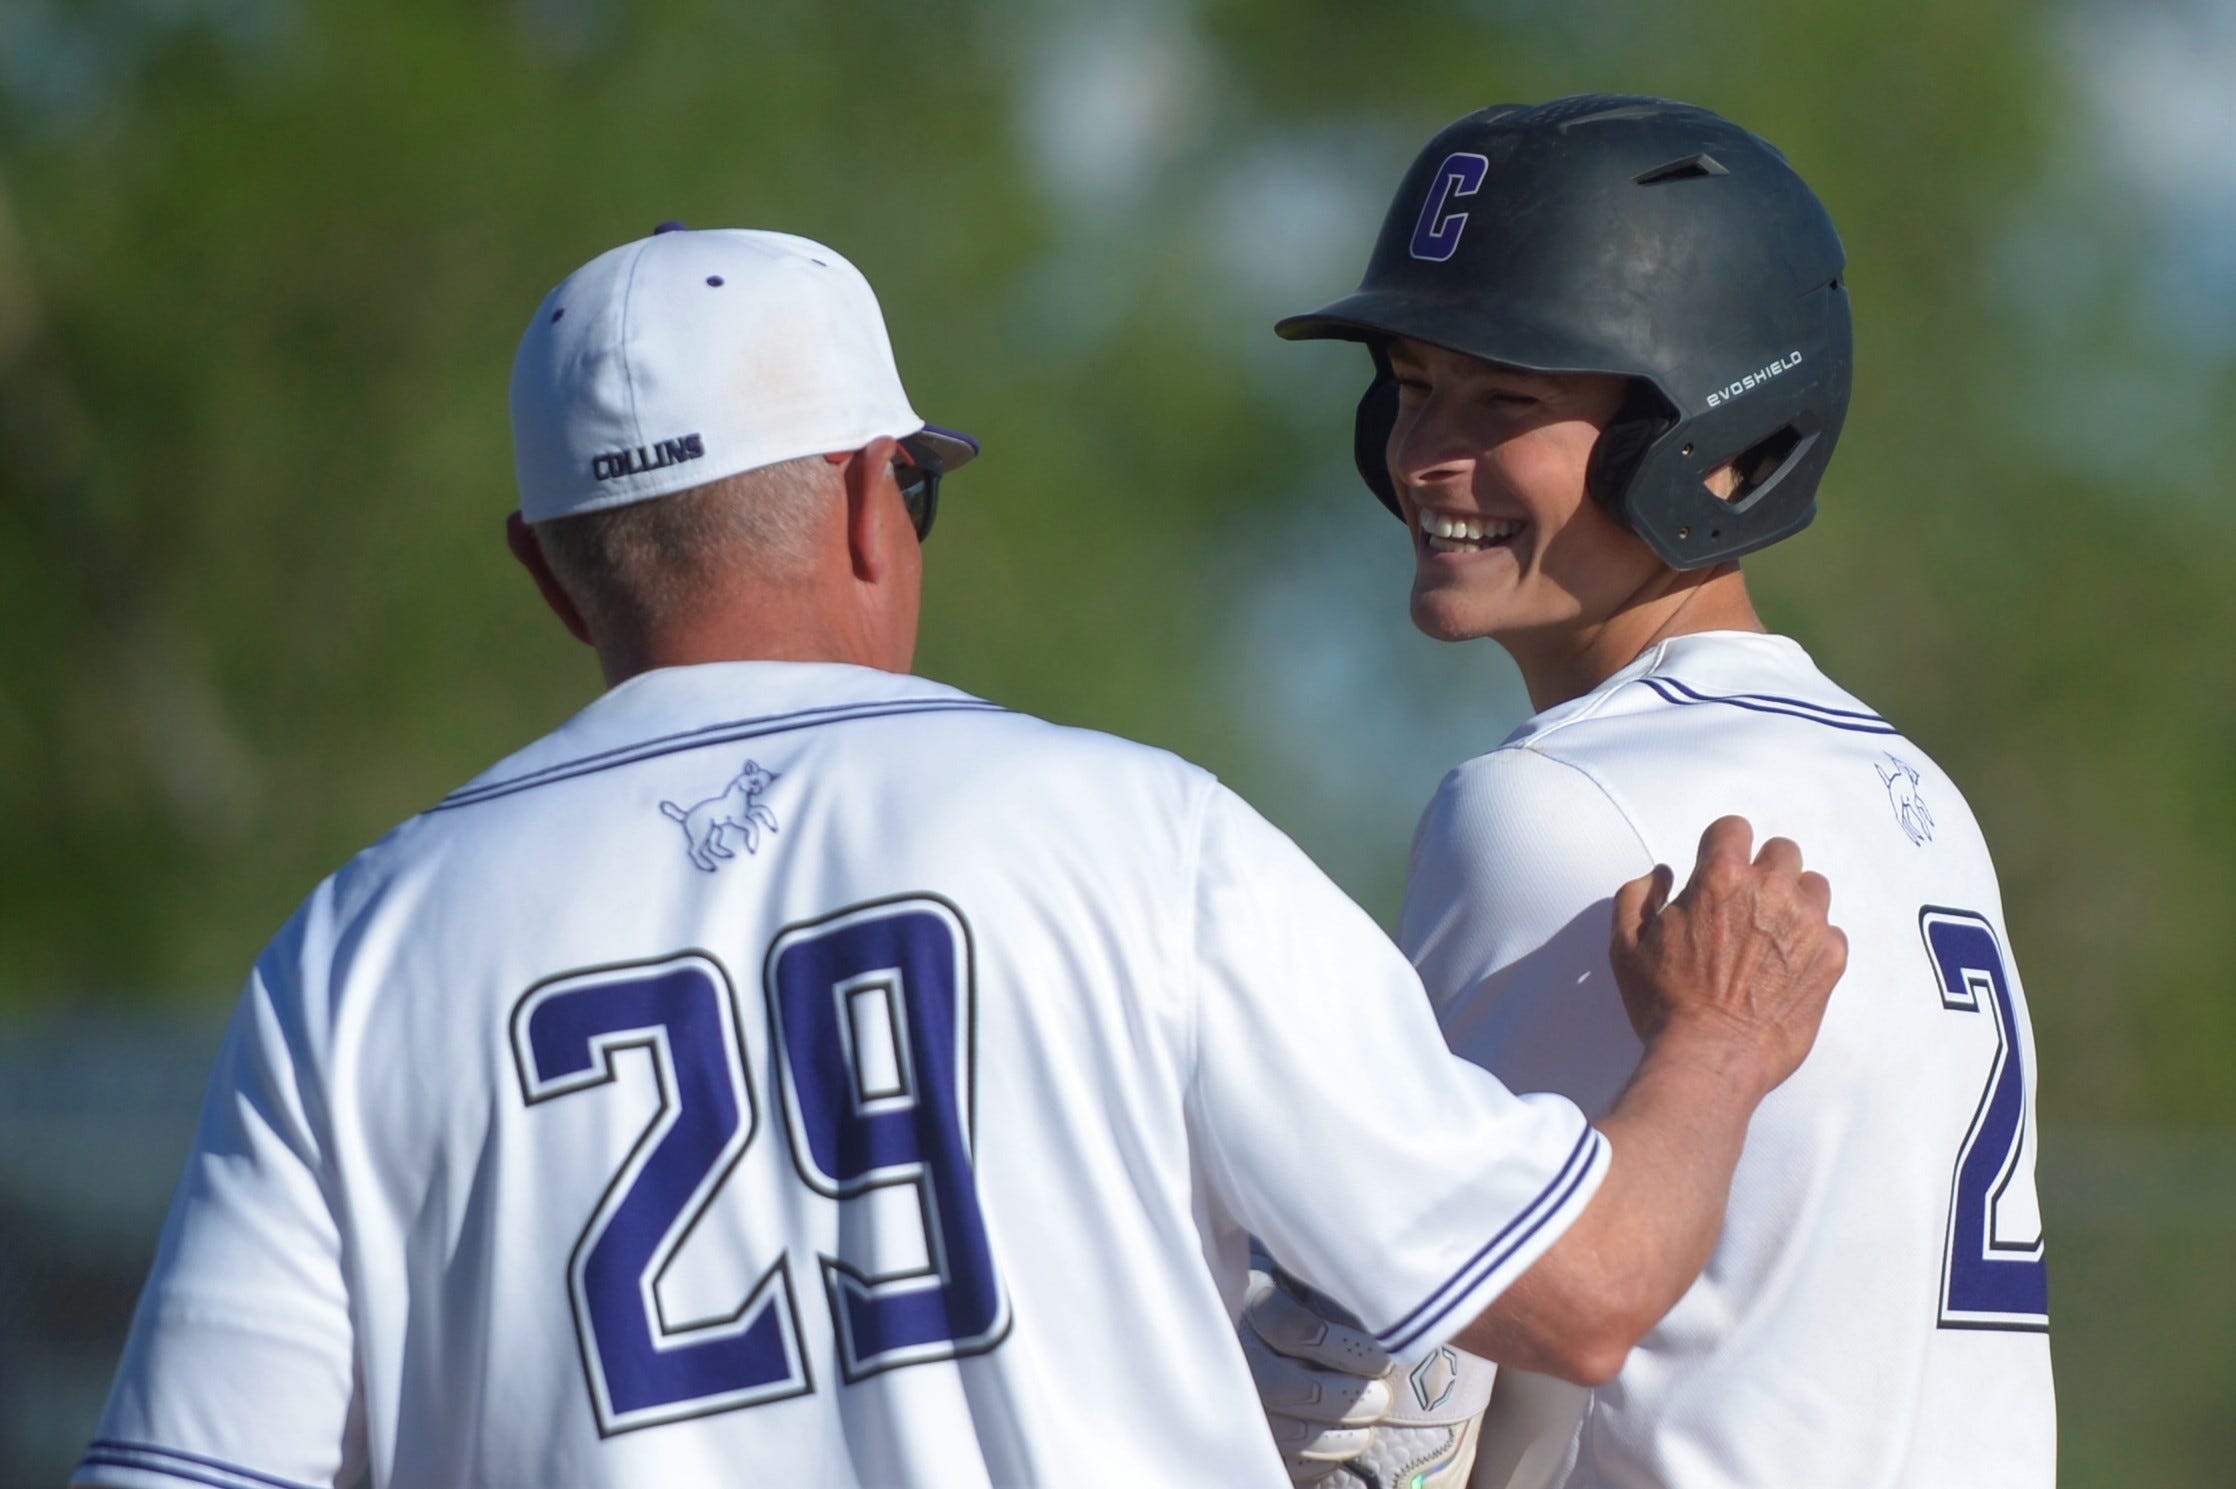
[1386,337,1666,648]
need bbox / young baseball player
[74,225,1844,1488]
[1248,97,2054,1488]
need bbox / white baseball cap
[509,224,978,523]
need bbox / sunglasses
[891,440,942,542]
[823,442,942,542]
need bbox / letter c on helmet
[1410,152,1490,262]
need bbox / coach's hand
[1609,815,1846,1099]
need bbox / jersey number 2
[1922,907,2049,1332]
[511,897,1009,1435]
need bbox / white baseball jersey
[1401,632,2053,1488]
[79,661,1606,1489]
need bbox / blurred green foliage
[1,0,2230,1481]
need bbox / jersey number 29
[1922,907,2049,1332]
[510,896,1009,1435]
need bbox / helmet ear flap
[1354,352,1403,518]
[1586,380,1677,529]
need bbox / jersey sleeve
[1399,747,1657,1118]
[75,926,366,1489]
[1183,784,1607,1356]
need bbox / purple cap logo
[1409,152,1490,263]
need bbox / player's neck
[1506,564,1763,714]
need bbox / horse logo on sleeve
[1876,754,1935,846]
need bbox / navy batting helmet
[1277,95,1851,570]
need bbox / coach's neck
[505,442,924,689]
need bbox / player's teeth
[1417,512,1526,548]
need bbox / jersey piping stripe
[1638,676,1899,735]
[430,698,1011,810]
[1374,1126,1607,1354]
[77,1441,325,1489]
[74,1460,256,1489]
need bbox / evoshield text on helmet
[1277,95,1852,570]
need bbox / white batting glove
[1243,1269,1498,1489]
[1243,1269,1394,1482]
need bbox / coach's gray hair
[533,454,836,635]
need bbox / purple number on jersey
[513,954,811,1434]
[512,900,1009,1434]
[1921,908,2050,1331]
[768,897,1011,1380]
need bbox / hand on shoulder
[1609,815,1847,1099]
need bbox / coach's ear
[838,436,912,585]
[506,511,595,647]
